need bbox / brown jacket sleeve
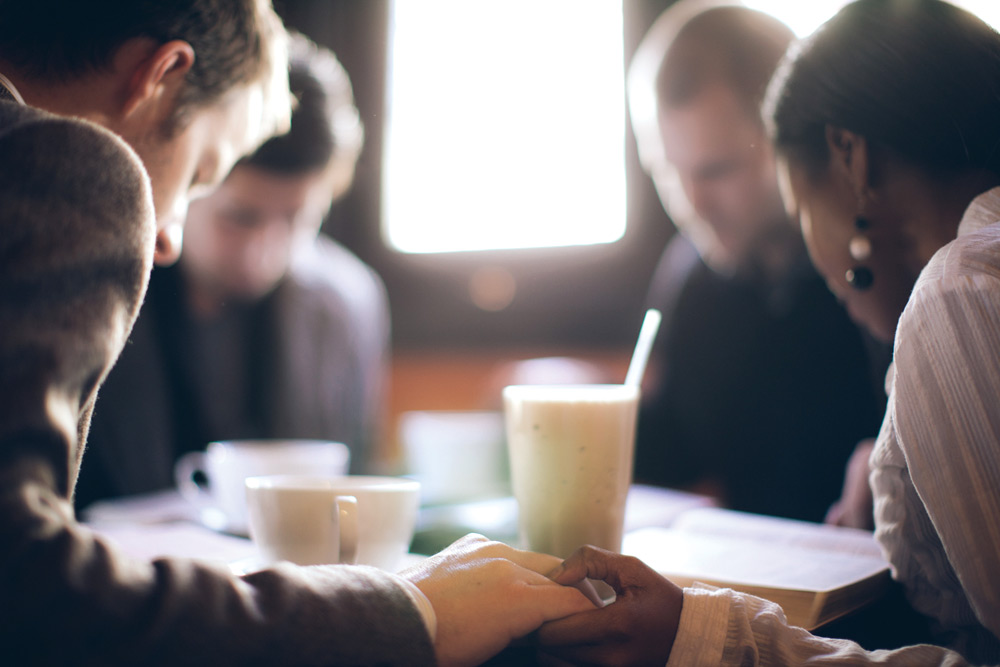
[0,104,436,666]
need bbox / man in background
[629,0,889,523]
[76,34,390,510]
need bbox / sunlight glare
[384,0,626,254]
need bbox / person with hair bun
[535,1,1000,664]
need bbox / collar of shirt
[958,186,1000,238]
[0,71,26,104]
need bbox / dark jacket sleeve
[0,105,435,666]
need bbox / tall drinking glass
[503,384,640,558]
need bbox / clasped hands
[401,534,683,667]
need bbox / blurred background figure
[76,34,389,511]
[627,0,889,522]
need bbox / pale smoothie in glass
[503,384,640,558]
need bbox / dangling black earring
[846,216,874,290]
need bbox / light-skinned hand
[400,534,598,667]
[536,545,684,666]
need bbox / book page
[624,484,719,532]
[623,507,892,628]
[670,507,884,558]
[623,527,888,593]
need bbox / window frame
[277,0,677,350]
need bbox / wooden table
[84,484,718,571]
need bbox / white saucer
[199,506,250,537]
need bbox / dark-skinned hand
[535,545,684,666]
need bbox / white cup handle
[174,451,211,505]
[336,495,358,565]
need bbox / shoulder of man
[0,96,49,131]
[0,101,155,260]
[0,99,157,370]
[283,233,388,312]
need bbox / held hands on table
[538,546,684,666]
[401,535,683,666]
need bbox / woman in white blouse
[536,1,1000,665]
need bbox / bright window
[383,0,626,254]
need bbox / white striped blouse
[666,187,1000,666]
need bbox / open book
[622,507,891,630]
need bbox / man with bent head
[630,1,888,523]
[0,2,593,664]
[75,35,390,510]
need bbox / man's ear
[121,40,196,119]
[825,125,871,202]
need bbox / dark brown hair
[767,0,1000,181]
[0,0,283,130]
[242,33,363,176]
[657,6,794,117]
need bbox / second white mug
[244,474,421,572]
[245,476,359,566]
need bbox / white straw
[624,309,662,387]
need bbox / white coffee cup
[244,475,421,571]
[245,476,359,566]
[503,384,640,558]
[174,440,350,534]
